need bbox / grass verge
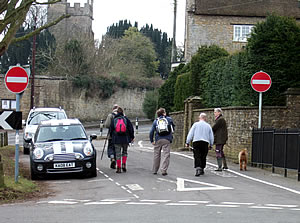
[0,146,46,204]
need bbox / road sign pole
[14,93,20,183]
[258,92,262,128]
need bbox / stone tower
[47,0,94,44]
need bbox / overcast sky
[67,0,186,46]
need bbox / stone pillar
[284,88,300,128]
[183,96,203,147]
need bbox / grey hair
[199,113,207,119]
[214,108,222,113]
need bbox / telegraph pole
[31,7,37,109]
[171,0,177,63]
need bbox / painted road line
[221,202,254,205]
[133,194,140,199]
[64,199,91,202]
[157,178,176,184]
[87,179,109,183]
[108,178,114,182]
[171,151,300,196]
[48,201,78,205]
[126,190,133,194]
[177,177,233,191]
[250,206,283,210]
[290,208,300,211]
[166,203,198,206]
[140,199,170,203]
[126,184,144,191]
[101,199,130,202]
[84,202,117,205]
[265,204,298,208]
[179,200,210,204]
[115,182,121,186]
[206,204,239,208]
[126,202,156,205]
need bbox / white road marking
[157,178,176,184]
[126,190,132,194]
[126,202,156,205]
[101,199,130,202]
[48,201,78,204]
[140,200,170,203]
[250,206,283,210]
[84,202,116,205]
[87,179,109,183]
[108,178,114,182]
[166,203,198,206]
[177,177,233,191]
[179,200,210,204]
[290,208,300,211]
[126,184,144,191]
[170,151,300,196]
[64,199,90,202]
[206,204,239,208]
[221,202,254,205]
[265,204,298,208]
[115,182,121,186]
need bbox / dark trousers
[192,141,209,169]
[107,139,116,159]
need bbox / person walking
[104,104,118,169]
[109,107,134,173]
[185,113,214,176]
[149,108,175,176]
[212,108,228,171]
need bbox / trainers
[200,169,205,175]
[110,160,116,169]
[162,172,168,176]
[215,168,222,172]
[116,167,121,173]
[222,166,228,170]
[195,169,201,177]
[122,163,127,172]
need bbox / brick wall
[0,75,146,121]
[170,89,300,162]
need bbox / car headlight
[33,148,44,159]
[83,143,93,156]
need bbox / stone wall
[170,89,300,162]
[0,75,147,121]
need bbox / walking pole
[101,130,110,160]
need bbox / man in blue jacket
[149,108,175,176]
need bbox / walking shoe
[222,166,228,170]
[162,172,168,176]
[214,168,222,172]
[110,159,116,169]
[122,163,127,172]
[199,169,205,175]
[195,169,201,176]
[116,167,121,173]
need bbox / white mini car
[23,107,67,154]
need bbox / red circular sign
[251,71,272,92]
[5,66,29,93]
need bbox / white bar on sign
[7,77,27,83]
[252,79,270,85]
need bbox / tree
[247,14,300,105]
[190,45,229,96]
[0,0,70,57]
[142,90,159,120]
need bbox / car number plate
[54,162,75,168]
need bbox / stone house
[184,0,300,61]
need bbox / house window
[233,25,254,42]
[1,99,16,110]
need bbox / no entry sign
[5,66,29,93]
[251,71,272,93]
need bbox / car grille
[53,153,75,161]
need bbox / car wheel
[23,147,30,155]
[30,165,38,180]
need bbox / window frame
[233,25,254,42]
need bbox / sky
[67,0,186,47]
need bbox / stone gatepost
[183,96,203,147]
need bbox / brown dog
[239,149,248,171]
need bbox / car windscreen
[35,125,87,143]
[27,111,67,125]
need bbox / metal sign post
[15,94,20,182]
[250,71,272,128]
